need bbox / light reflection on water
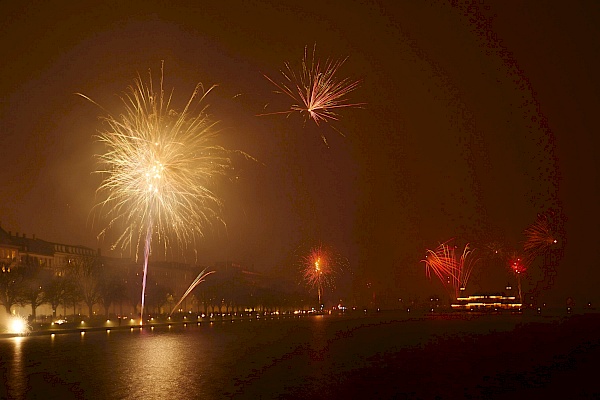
[112,329,219,399]
[8,337,26,399]
[0,313,554,399]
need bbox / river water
[0,311,598,399]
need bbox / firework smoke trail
[140,221,152,326]
[259,44,365,145]
[80,62,234,325]
[169,268,214,316]
[422,240,479,299]
[455,244,477,292]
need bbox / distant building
[451,293,522,311]
[0,227,19,264]
[0,224,283,318]
[0,225,98,272]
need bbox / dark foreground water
[1,312,598,399]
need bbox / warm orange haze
[2,2,596,309]
[1,1,599,398]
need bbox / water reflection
[110,327,216,399]
[308,315,328,362]
[8,337,26,399]
[0,313,572,399]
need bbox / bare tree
[0,259,22,314]
[62,270,82,319]
[124,267,142,316]
[72,256,102,318]
[44,275,68,319]
[97,269,126,319]
[145,279,170,315]
[19,258,50,322]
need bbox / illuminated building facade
[451,293,522,311]
[0,225,98,272]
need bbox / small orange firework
[301,244,345,305]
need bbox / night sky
[1,1,599,305]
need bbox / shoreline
[2,308,596,339]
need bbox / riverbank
[0,310,322,338]
[0,309,389,338]
[0,308,592,339]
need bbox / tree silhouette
[0,259,22,314]
[19,257,50,322]
[72,256,102,318]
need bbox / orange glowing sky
[1,1,599,304]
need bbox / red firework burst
[422,239,479,299]
[524,213,559,256]
[509,254,527,303]
[510,256,527,275]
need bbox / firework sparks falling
[169,268,214,316]
[301,244,346,306]
[259,44,364,144]
[422,242,455,288]
[80,62,235,325]
[422,239,479,299]
[522,210,564,301]
[524,213,559,258]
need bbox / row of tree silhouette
[0,256,307,322]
